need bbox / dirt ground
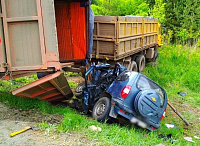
[0,102,97,146]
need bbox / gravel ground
[0,102,96,146]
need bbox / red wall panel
[55,2,86,62]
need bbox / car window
[137,76,165,107]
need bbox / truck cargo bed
[93,16,158,61]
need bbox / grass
[0,45,200,145]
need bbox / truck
[0,0,162,102]
[92,16,161,72]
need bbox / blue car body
[107,71,167,131]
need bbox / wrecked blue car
[75,63,167,131]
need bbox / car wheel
[136,55,145,72]
[92,97,111,122]
[75,82,85,99]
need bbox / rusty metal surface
[12,71,73,102]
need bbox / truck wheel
[153,48,159,61]
[148,47,159,62]
[136,55,145,72]
[129,61,138,72]
[92,97,111,122]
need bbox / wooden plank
[1,0,12,70]
[6,16,38,22]
[36,0,46,69]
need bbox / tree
[150,0,166,25]
[91,0,149,16]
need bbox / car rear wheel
[92,97,111,122]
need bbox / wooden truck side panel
[93,16,159,61]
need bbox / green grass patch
[68,81,78,89]
[65,72,80,77]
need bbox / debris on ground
[158,134,177,144]
[184,137,195,143]
[194,136,200,139]
[177,92,187,97]
[0,102,98,145]
[165,123,179,129]
[155,144,166,146]
[89,125,102,132]
[158,134,172,140]
[10,126,35,137]
[167,101,190,126]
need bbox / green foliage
[0,74,38,92]
[143,45,200,93]
[164,0,200,44]
[178,29,188,45]
[92,0,200,45]
[65,72,79,77]
[166,29,173,45]
[150,0,166,24]
[196,38,200,48]
[91,0,149,16]
[68,81,78,89]
[0,92,52,112]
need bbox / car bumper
[109,98,161,130]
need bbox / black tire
[129,61,138,72]
[92,97,111,122]
[148,46,159,62]
[75,82,85,99]
[135,55,145,72]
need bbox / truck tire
[136,55,145,72]
[92,97,111,122]
[129,61,138,72]
[148,47,159,62]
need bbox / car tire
[75,82,85,99]
[136,55,145,72]
[92,97,111,122]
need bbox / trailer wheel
[92,97,111,122]
[129,61,138,72]
[148,47,159,62]
[136,55,145,72]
